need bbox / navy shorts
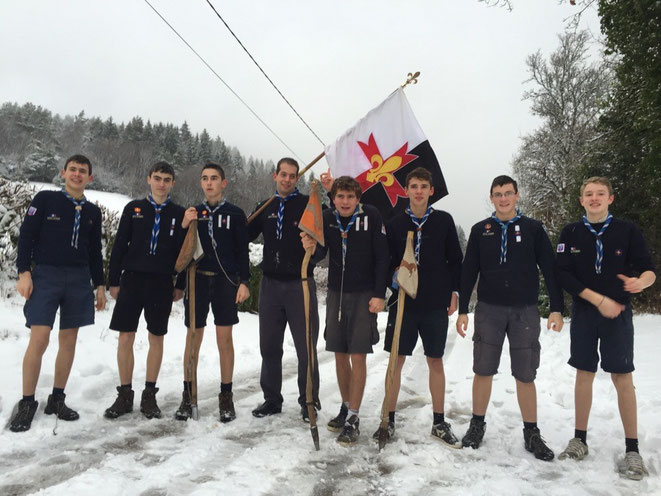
[24,265,94,330]
[568,300,634,374]
[384,307,449,358]
[472,302,541,383]
[325,289,379,354]
[109,271,174,336]
[184,271,239,328]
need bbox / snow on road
[0,292,659,496]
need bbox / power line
[204,0,326,147]
[142,0,304,162]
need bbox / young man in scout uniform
[456,175,564,461]
[302,175,389,445]
[11,154,106,432]
[247,157,320,421]
[556,176,655,480]
[174,163,250,422]
[375,167,463,447]
[105,161,194,420]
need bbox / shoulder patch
[27,206,37,216]
[557,243,565,253]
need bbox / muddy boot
[140,387,161,419]
[219,391,236,423]
[44,393,79,421]
[104,386,134,419]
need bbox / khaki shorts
[325,289,379,354]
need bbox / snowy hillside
[0,190,659,496]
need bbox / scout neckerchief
[274,188,299,240]
[61,189,86,249]
[582,213,613,274]
[333,205,361,321]
[491,210,522,264]
[406,205,432,264]
[203,200,226,241]
[147,193,171,255]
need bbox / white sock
[346,409,359,425]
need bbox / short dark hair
[276,157,299,175]
[148,161,175,179]
[64,154,92,175]
[202,162,225,180]
[330,175,362,200]
[490,175,518,195]
[405,167,432,187]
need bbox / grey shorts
[24,265,94,330]
[472,301,541,383]
[325,289,379,354]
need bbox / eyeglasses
[492,191,516,199]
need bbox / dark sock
[575,429,587,445]
[523,421,537,430]
[145,381,156,390]
[220,382,232,393]
[120,383,132,390]
[183,381,192,393]
[625,438,639,454]
[23,394,35,402]
[52,387,65,397]
[388,411,395,423]
[433,412,445,425]
[472,414,485,422]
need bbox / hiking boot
[140,387,161,419]
[372,421,395,442]
[44,393,79,421]
[524,427,554,461]
[558,438,589,461]
[252,401,282,418]
[104,386,134,419]
[327,404,348,432]
[219,391,236,423]
[431,422,461,449]
[462,418,486,449]
[10,399,39,432]
[619,451,649,481]
[174,389,192,421]
[337,415,360,446]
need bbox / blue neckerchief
[147,194,171,255]
[61,189,86,249]
[203,200,226,242]
[406,206,432,264]
[491,210,522,264]
[582,213,613,274]
[334,206,361,267]
[274,189,299,240]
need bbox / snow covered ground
[0,293,659,496]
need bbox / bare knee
[118,332,136,350]
[576,369,596,386]
[148,333,164,349]
[27,327,51,356]
[216,327,233,352]
[611,372,632,389]
[58,328,79,349]
[427,357,444,373]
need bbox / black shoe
[431,422,461,449]
[10,399,39,432]
[337,415,360,446]
[327,404,348,432]
[44,393,79,421]
[104,386,134,419]
[462,418,486,449]
[219,391,236,423]
[140,388,161,419]
[372,421,395,442]
[175,389,192,421]
[252,401,282,418]
[524,427,554,461]
[300,403,320,423]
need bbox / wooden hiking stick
[298,180,325,450]
[378,231,418,451]
[247,151,326,224]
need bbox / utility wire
[142,0,303,162]
[204,0,326,147]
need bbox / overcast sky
[0,0,601,231]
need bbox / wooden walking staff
[377,231,418,451]
[175,220,205,420]
[246,151,326,224]
[298,179,325,450]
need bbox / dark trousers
[258,275,320,406]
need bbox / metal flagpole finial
[401,71,421,88]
